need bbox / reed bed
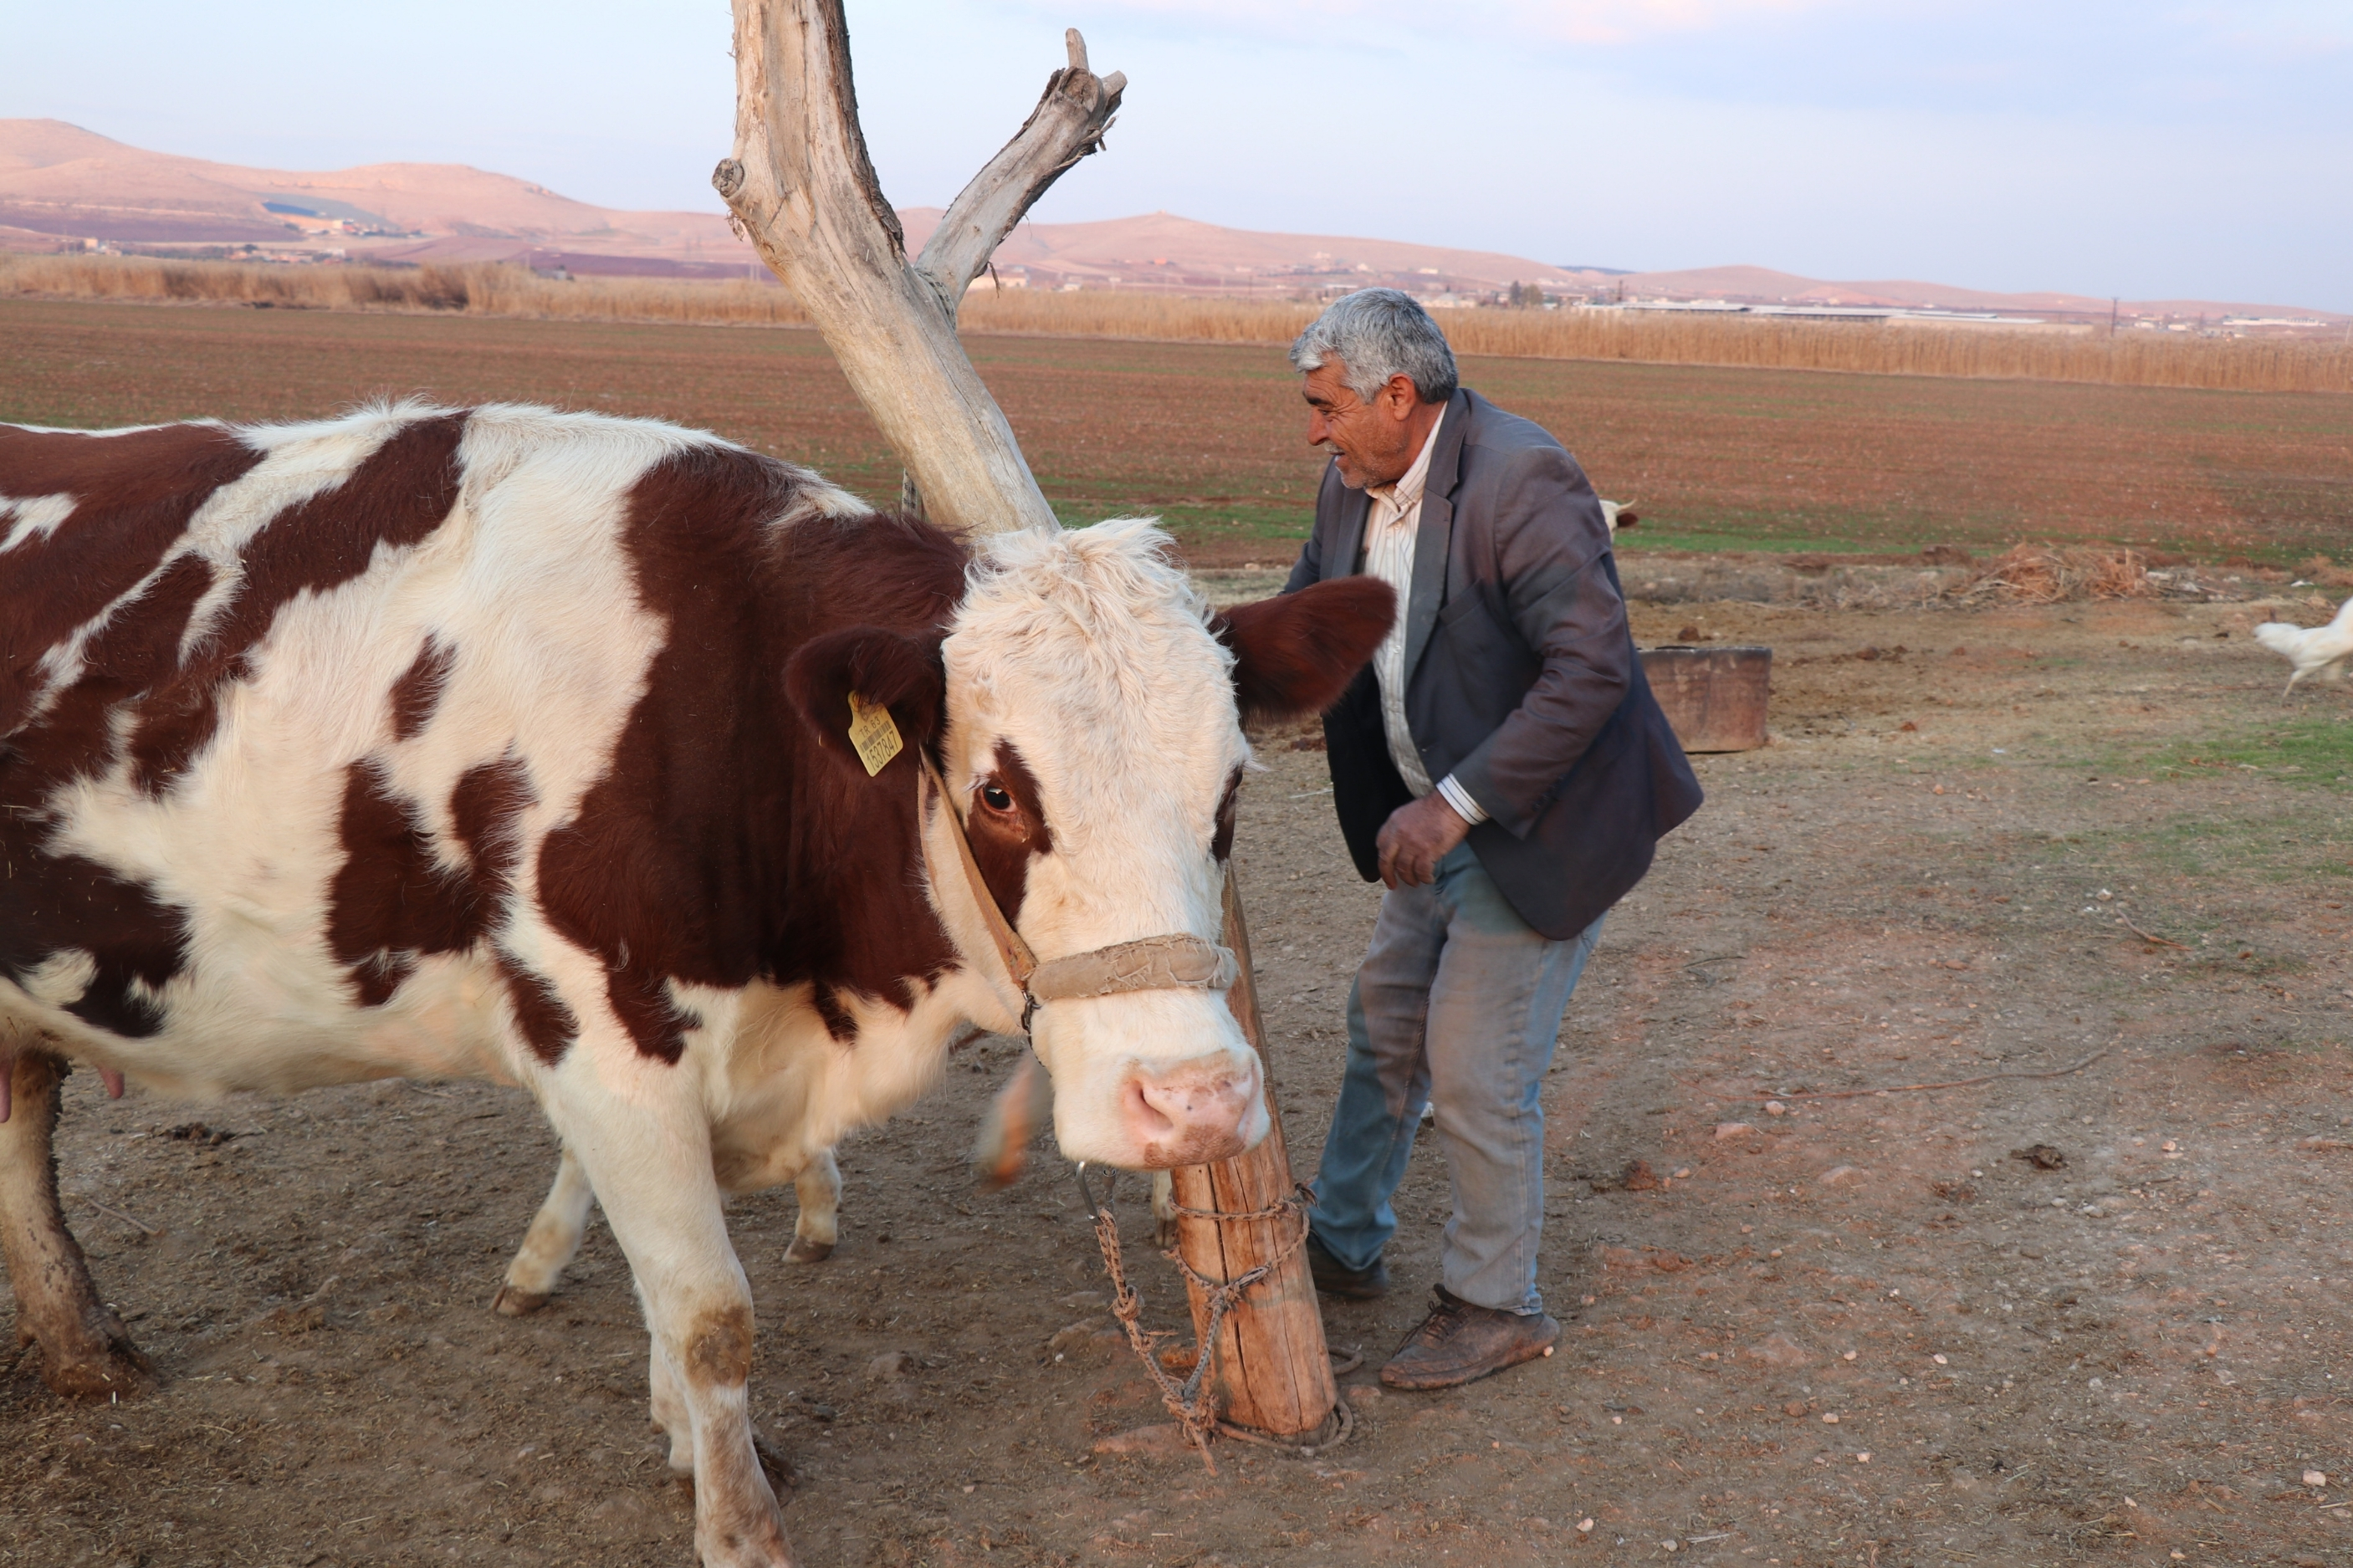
[0,253,811,326]
[1444,309,2353,395]
[966,291,2353,398]
[7,253,2347,394]
[959,289,1309,345]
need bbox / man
[1283,289,1703,1390]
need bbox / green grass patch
[2126,808,2353,887]
[2132,715,2353,792]
[1053,498,1312,542]
[1613,524,1881,554]
[1963,776,2349,926]
[1622,503,1992,557]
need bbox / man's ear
[784,626,944,772]
[1210,575,1396,726]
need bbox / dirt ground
[5,582,2352,1568]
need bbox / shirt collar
[1365,405,1445,517]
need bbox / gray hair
[1289,288,1459,406]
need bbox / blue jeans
[1308,842,1602,1315]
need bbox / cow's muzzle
[1121,1051,1259,1168]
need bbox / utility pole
[2110,296,2118,336]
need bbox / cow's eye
[980,783,1015,812]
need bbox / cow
[0,401,1393,1567]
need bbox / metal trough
[1639,645,1772,753]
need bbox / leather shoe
[1304,1233,1388,1300]
[1379,1286,1560,1389]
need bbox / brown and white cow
[0,402,1390,1566]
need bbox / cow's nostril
[1124,1075,1178,1136]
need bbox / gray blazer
[1283,387,1703,940]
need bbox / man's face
[1302,360,1428,490]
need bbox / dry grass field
[3,299,2349,565]
[7,253,2351,395]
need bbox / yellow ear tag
[846,692,904,778]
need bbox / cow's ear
[785,626,945,771]
[1210,575,1396,725]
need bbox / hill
[0,120,744,274]
[895,206,1593,295]
[1,120,2337,322]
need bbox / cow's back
[0,404,841,1093]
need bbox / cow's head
[789,518,1391,1168]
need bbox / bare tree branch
[913,28,1124,321]
[716,0,1120,536]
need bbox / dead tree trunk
[717,0,1338,1445]
[716,0,1119,532]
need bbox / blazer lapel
[1401,391,1472,679]
[1327,479,1371,580]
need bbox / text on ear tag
[846,692,904,777]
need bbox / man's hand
[1376,792,1474,889]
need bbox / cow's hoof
[492,1285,551,1317]
[782,1238,832,1264]
[753,1433,798,1492]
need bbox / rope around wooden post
[1164,1185,1352,1453]
[1073,1165,1324,1474]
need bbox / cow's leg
[495,1143,596,1316]
[648,1328,695,1474]
[550,1096,790,1568]
[972,1050,1051,1191]
[0,1043,151,1399]
[784,1150,838,1264]
[1151,1169,1178,1250]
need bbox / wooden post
[1166,865,1340,1440]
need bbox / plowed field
[4,299,2347,564]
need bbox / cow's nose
[1123,1055,1256,1168]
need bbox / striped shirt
[1360,411,1487,826]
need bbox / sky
[8,0,2350,309]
